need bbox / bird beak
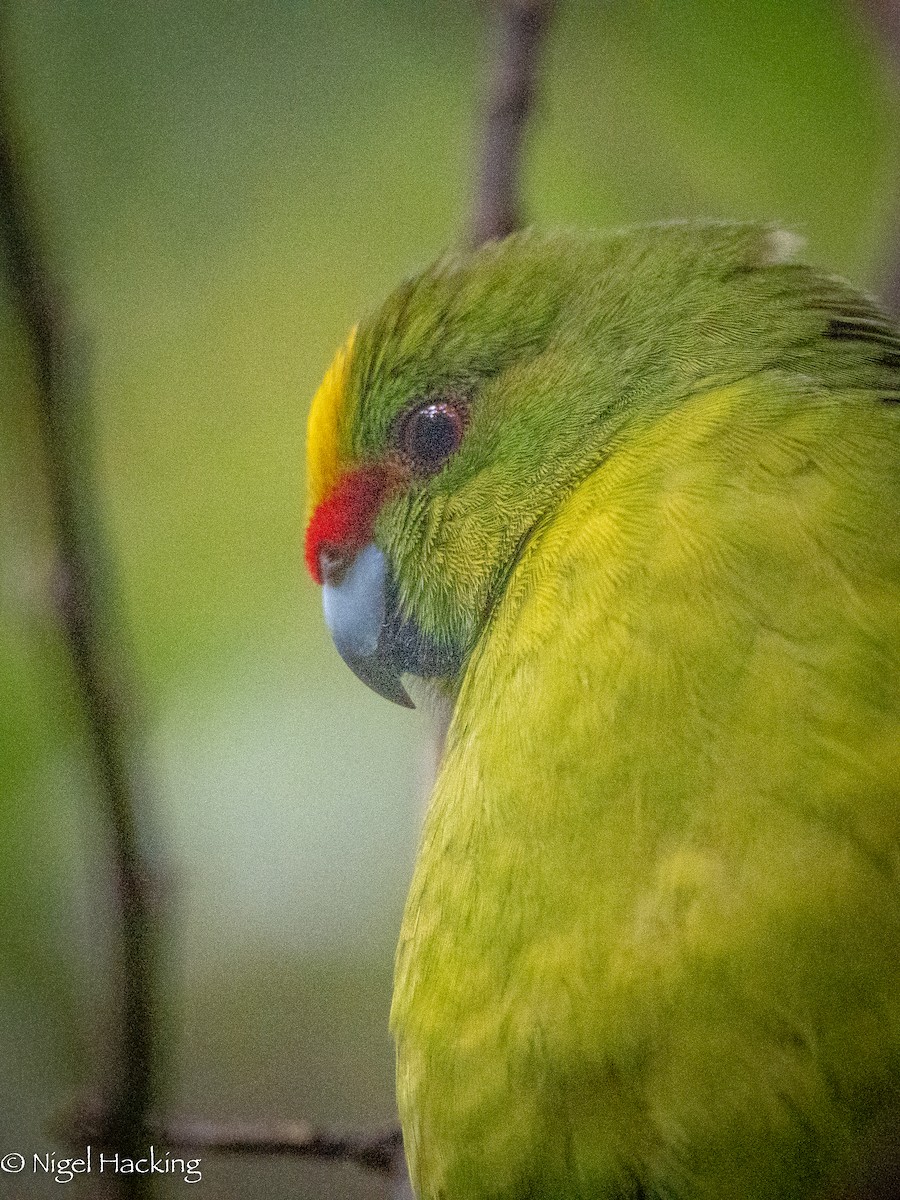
[320,542,415,709]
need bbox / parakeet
[304,223,900,1200]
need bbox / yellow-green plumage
[308,224,900,1198]
[394,378,900,1198]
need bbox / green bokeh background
[0,1,897,1195]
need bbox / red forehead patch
[305,464,400,584]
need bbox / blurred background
[0,1,898,1195]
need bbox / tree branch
[158,1116,404,1174]
[855,0,900,75]
[470,0,558,247]
[852,0,900,313]
[0,44,161,1200]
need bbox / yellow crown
[305,325,357,519]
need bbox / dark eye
[398,399,467,473]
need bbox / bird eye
[398,399,467,473]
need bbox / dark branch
[852,0,900,314]
[63,1104,411,1195]
[0,45,161,1200]
[855,0,900,74]
[159,1116,404,1175]
[470,0,558,247]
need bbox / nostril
[319,546,349,586]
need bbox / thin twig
[158,1116,403,1175]
[470,0,559,246]
[0,45,161,1200]
[852,0,900,313]
[855,0,900,75]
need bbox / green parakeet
[304,223,900,1200]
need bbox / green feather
[336,224,900,1198]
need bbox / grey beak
[321,543,414,708]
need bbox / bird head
[303,223,877,706]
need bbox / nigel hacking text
[2,1147,202,1183]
